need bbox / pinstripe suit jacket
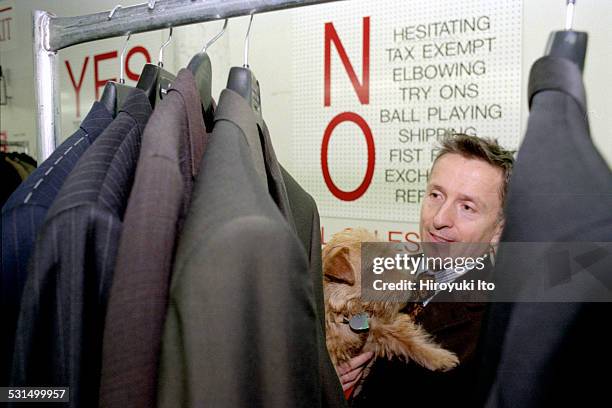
[99,70,209,408]
[1,102,113,384]
[9,90,151,408]
[0,156,22,207]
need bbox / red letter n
[324,16,370,107]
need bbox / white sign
[292,0,522,232]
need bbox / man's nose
[432,201,454,229]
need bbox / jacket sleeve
[11,205,121,408]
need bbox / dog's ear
[323,246,355,285]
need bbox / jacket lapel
[214,89,296,232]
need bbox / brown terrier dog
[323,228,459,380]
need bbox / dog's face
[323,228,459,375]
[323,229,403,365]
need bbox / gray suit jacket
[158,88,322,407]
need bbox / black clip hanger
[545,0,588,71]
[226,14,264,129]
[136,27,177,108]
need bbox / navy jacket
[0,102,113,384]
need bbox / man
[340,134,514,407]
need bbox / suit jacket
[10,156,36,176]
[281,168,347,408]
[99,69,208,408]
[0,155,22,207]
[157,88,322,408]
[352,264,492,408]
[1,102,112,384]
[9,89,151,408]
[16,153,37,168]
[4,156,29,180]
[478,57,612,407]
[223,98,344,408]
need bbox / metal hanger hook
[203,19,228,53]
[565,0,576,30]
[158,27,173,67]
[120,33,131,84]
[243,14,255,68]
[108,5,122,20]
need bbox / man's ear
[323,246,356,285]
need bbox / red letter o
[321,112,375,201]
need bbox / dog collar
[340,312,370,332]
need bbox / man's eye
[462,204,475,213]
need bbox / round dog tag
[349,313,369,331]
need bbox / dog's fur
[323,228,459,373]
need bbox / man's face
[420,153,504,246]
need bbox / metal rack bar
[33,10,61,161]
[33,0,344,160]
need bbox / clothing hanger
[226,14,264,129]
[187,19,227,132]
[136,27,176,108]
[99,6,136,116]
[545,0,588,71]
[225,15,276,193]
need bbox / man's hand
[336,351,374,391]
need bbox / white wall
[1,0,610,241]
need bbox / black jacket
[478,56,612,407]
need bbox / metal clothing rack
[33,0,344,161]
